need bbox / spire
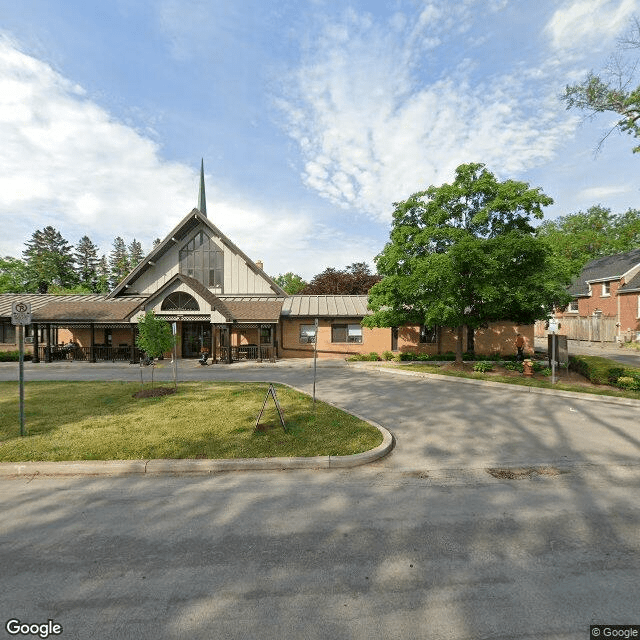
[197,158,207,217]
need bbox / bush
[473,361,494,373]
[540,367,552,377]
[0,351,32,362]
[616,375,640,390]
[504,361,524,372]
[382,351,394,361]
[569,355,640,386]
[368,352,381,361]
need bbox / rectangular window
[299,324,316,343]
[331,324,362,343]
[568,300,579,313]
[419,325,438,343]
[602,282,611,296]
[0,322,16,344]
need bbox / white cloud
[278,7,579,222]
[0,35,357,279]
[546,0,639,52]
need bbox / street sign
[11,301,32,326]
[548,320,559,333]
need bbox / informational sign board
[548,320,559,333]
[547,334,568,366]
[11,301,32,326]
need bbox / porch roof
[217,297,284,322]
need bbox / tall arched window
[179,231,224,288]
[161,292,200,311]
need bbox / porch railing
[37,345,142,363]
[219,345,275,362]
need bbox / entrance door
[182,322,211,358]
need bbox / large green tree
[363,163,573,363]
[273,272,307,294]
[22,226,77,293]
[128,239,145,270]
[109,236,130,288]
[74,235,100,292]
[0,257,38,293]
[536,205,640,276]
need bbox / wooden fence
[535,316,618,342]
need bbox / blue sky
[1,0,639,280]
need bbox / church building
[0,163,534,362]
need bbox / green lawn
[390,362,640,400]
[0,381,382,462]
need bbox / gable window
[299,324,316,343]
[602,282,611,297]
[331,324,363,343]
[568,300,579,313]
[419,325,438,344]
[161,292,200,311]
[179,231,224,288]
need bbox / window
[161,292,200,311]
[419,325,438,344]
[299,324,316,343]
[602,282,611,297]
[179,231,224,288]
[331,324,363,343]
[568,300,579,313]
[0,322,16,344]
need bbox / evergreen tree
[96,255,110,294]
[109,237,130,288]
[74,235,100,291]
[152,238,162,248]
[22,226,76,293]
[128,239,144,270]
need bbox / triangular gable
[109,208,287,298]
[129,273,236,323]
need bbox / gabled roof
[219,297,284,322]
[108,208,287,298]
[569,248,640,296]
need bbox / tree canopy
[273,272,307,294]
[536,205,640,276]
[301,263,380,295]
[22,226,77,293]
[563,16,640,152]
[363,163,573,362]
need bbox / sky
[1,0,639,280]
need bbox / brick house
[538,248,640,343]
[0,166,534,361]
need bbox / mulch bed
[132,387,177,399]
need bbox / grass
[0,381,383,462]
[382,362,640,400]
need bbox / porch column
[45,324,52,363]
[257,325,262,363]
[226,325,232,364]
[212,325,217,363]
[271,323,276,362]
[90,323,96,363]
[33,323,40,363]
[130,325,136,364]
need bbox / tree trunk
[455,325,464,364]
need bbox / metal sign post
[171,322,178,388]
[547,319,559,384]
[312,318,318,409]
[11,302,32,437]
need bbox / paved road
[1,361,639,639]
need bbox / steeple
[197,158,207,217]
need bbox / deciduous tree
[273,272,307,294]
[302,263,380,294]
[364,163,573,363]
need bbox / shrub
[569,355,640,386]
[503,361,524,372]
[0,351,32,362]
[473,361,494,373]
[382,351,394,361]
[540,367,552,377]
[367,352,380,361]
[616,375,640,390]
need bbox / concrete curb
[350,362,640,407]
[0,384,394,477]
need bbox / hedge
[0,351,33,362]
[569,355,640,386]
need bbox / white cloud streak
[277,5,581,222]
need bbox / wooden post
[90,323,96,362]
[33,322,40,363]
[130,325,136,364]
[257,324,262,362]
[45,323,52,363]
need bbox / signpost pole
[19,324,25,436]
[312,318,318,409]
[172,322,178,389]
[551,331,557,385]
